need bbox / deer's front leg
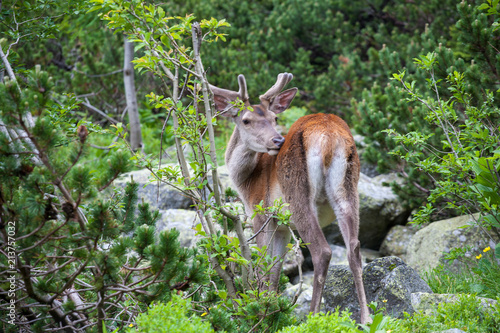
[253,216,291,292]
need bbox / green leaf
[370,312,384,330]
[478,3,490,10]
[218,290,227,300]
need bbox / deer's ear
[269,88,298,114]
[213,95,238,117]
[214,94,231,112]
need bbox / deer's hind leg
[277,142,333,314]
[325,151,369,324]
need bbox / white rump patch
[306,138,325,201]
[326,147,349,214]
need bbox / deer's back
[276,113,360,207]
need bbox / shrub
[277,310,357,333]
[387,51,500,227]
[0,66,206,332]
[127,295,215,333]
[388,294,500,333]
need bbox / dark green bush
[127,295,215,333]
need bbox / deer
[210,73,369,324]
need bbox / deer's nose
[272,136,285,148]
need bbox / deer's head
[210,73,297,156]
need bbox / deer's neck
[225,127,261,188]
[225,127,280,214]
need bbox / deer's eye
[242,119,250,125]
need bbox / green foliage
[277,310,357,333]
[353,0,500,212]
[252,198,292,227]
[386,48,500,224]
[471,155,500,228]
[478,0,500,30]
[127,295,215,333]
[424,264,476,296]
[173,0,463,114]
[279,106,307,130]
[387,294,500,333]
[0,66,206,331]
[424,243,500,299]
[2,0,174,158]
[339,302,401,333]
[193,199,297,332]
[0,0,84,45]
[204,288,296,333]
[386,48,500,227]
[358,302,393,333]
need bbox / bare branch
[79,100,119,124]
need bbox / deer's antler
[259,72,294,107]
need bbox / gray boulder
[283,282,317,319]
[115,165,233,212]
[324,173,410,249]
[406,214,498,275]
[323,256,432,321]
[330,244,349,266]
[115,168,193,210]
[156,209,200,247]
[328,245,381,267]
[379,224,419,260]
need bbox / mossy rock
[324,256,432,321]
[411,292,498,316]
[406,214,498,275]
[379,224,419,259]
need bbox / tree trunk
[123,36,143,152]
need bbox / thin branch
[73,68,123,78]
[79,100,119,124]
[247,216,273,242]
[98,171,121,191]
[122,265,152,271]
[288,225,303,306]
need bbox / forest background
[1,0,500,332]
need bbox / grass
[387,294,500,333]
[422,246,500,299]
